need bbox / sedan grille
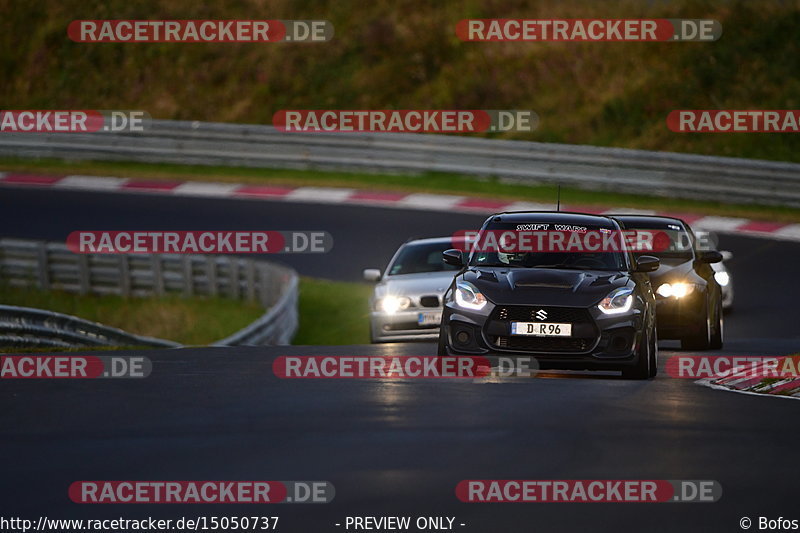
[488,305,598,353]
[419,295,440,308]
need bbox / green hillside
[2,0,799,161]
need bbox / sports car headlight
[454,281,487,311]
[714,271,730,287]
[598,287,634,315]
[656,282,696,298]
[379,295,411,314]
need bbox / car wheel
[710,298,723,350]
[623,329,651,380]
[681,298,712,350]
[648,328,658,378]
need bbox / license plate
[418,311,442,326]
[511,322,572,337]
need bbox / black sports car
[438,212,660,379]
[613,215,724,350]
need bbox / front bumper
[441,301,647,370]
[654,291,707,339]
[370,309,442,343]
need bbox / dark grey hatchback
[438,212,661,379]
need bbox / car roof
[403,236,464,246]
[488,211,619,227]
[610,214,690,228]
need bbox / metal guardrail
[0,304,179,349]
[213,273,298,346]
[1,119,800,206]
[0,239,298,348]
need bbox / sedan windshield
[388,242,462,275]
[625,223,695,260]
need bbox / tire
[681,298,712,350]
[710,298,723,350]
[648,328,658,378]
[623,329,652,380]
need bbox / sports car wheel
[710,298,723,350]
[623,329,652,380]
[648,328,658,378]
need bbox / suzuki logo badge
[535,309,548,320]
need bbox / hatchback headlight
[656,282,696,298]
[379,295,411,314]
[598,287,634,315]
[454,281,487,310]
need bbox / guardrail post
[152,255,165,296]
[207,256,218,297]
[229,258,240,299]
[37,242,50,290]
[119,255,131,297]
[77,254,90,295]
[182,256,194,296]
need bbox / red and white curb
[2,171,799,242]
[697,358,800,400]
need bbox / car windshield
[624,222,695,260]
[467,221,628,271]
[470,251,626,271]
[387,242,462,275]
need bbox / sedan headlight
[454,281,487,311]
[714,271,730,287]
[656,282,696,298]
[378,295,411,314]
[598,287,634,315]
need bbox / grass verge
[293,277,372,345]
[0,277,373,348]
[3,157,800,224]
[0,284,264,346]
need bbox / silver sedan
[364,237,462,343]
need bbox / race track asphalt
[1,186,798,533]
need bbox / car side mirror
[363,268,381,282]
[442,249,464,267]
[720,250,733,261]
[635,255,660,273]
[698,250,723,264]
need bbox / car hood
[377,271,458,297]
[461,267,630,307]
[648,257,701,284]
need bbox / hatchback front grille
[492,335,592,352]
[492,306,592,323]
